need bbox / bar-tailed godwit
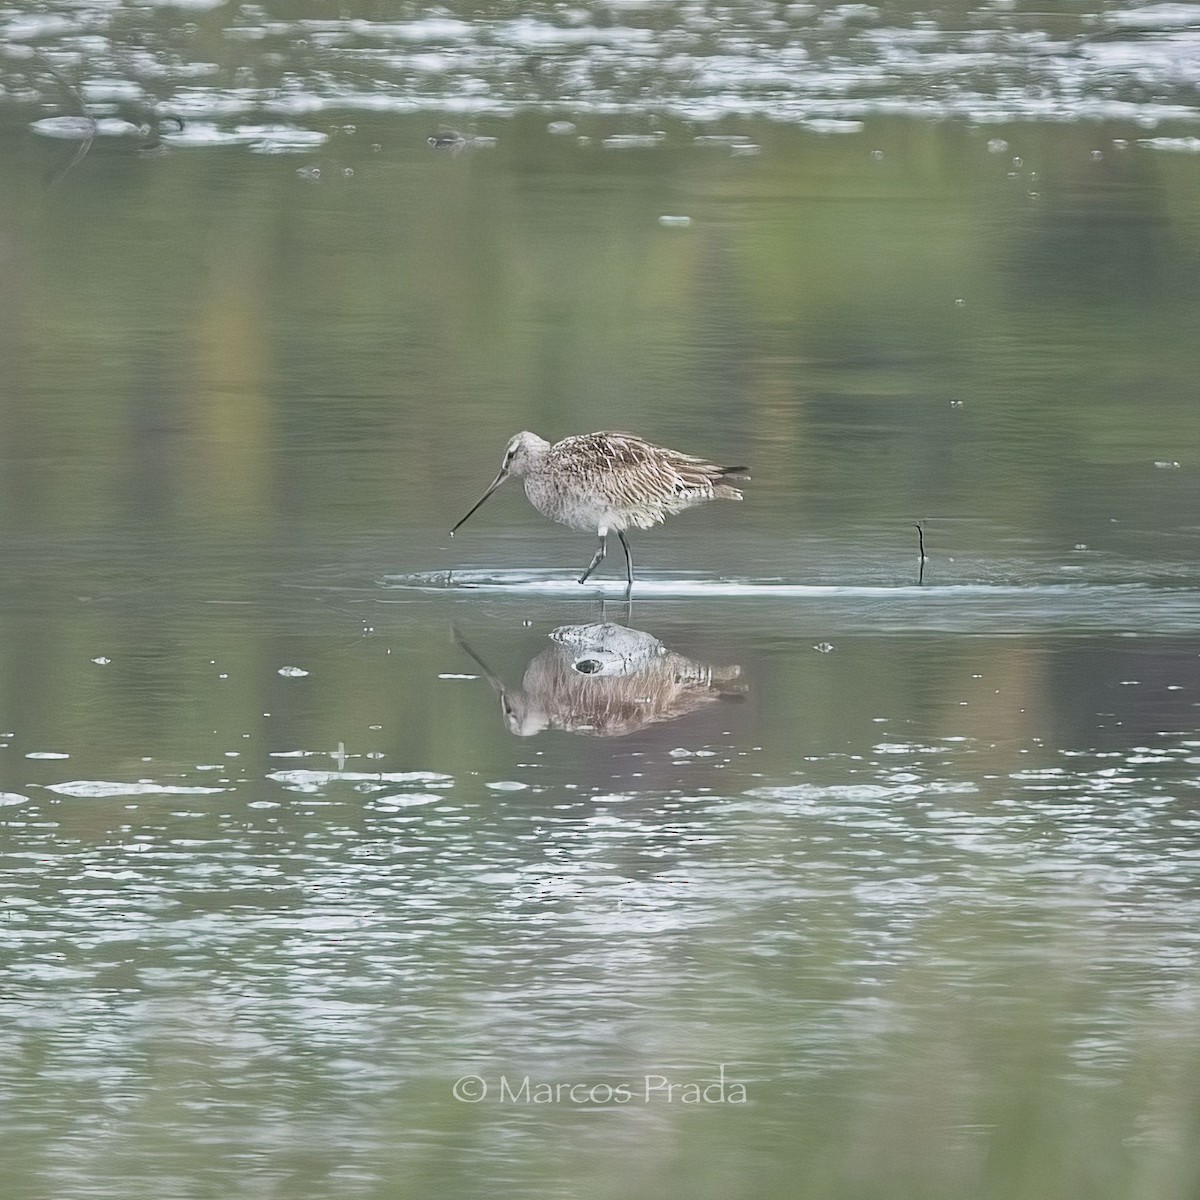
[449,431,748,593]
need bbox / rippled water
[393,571,1200,634]
[4,0,1200,143]
[4,574,1198,1197]
[2,1,1200,1198]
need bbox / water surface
[2,3,1199,1198]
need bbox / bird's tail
[714,466,749,500]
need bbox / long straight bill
[449,470,507,536]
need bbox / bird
[449,431,748,593]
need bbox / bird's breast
[524,475,618,532]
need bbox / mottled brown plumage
[449,431,748,592]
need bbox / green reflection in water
[1,65,1199,1200]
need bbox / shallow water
[2,2,1200,1199]
[5,0,1200,130]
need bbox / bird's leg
[578,535,607,584]
[616,530,634,598]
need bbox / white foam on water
[268,769,453,788]
[384,571,1197,634]
[42,781,228,797]
[386,568,1134,600]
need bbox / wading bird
[449,431,748,594]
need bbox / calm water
[2,3,1200,1198]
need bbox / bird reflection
[455,622,745,737]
